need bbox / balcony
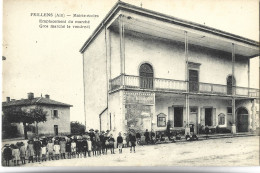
[109,74,259,98]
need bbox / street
[12,136,259,167]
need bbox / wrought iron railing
[109,74,259,98]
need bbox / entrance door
[190,107,198,134]
[189,70,199,92]
[54,125,58,136]
[205,108,212,126]
[237,108,249,132]
[174,107,183,127]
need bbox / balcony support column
[119,15,125,87]
[248,59,250,97]
[231,43,236,134]
[184,31,190,134]
[252,99,256,131]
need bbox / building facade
[81,2,259,136]
[2,93,72,137]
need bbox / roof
[2,97,72,108]
[79,1,259,53]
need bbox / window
[227,107,232,114]
[174,107,183,127]
[53,110,58,118]
[139,63,153,89]
[218,113,225,125]
[157,113,166,127]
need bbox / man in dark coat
[144,129,150,144]
[99,131,105,154]
[33,137,42,162]
[205,125,210,139]
[117,132,123,154]
[65,138,71,159]
[82,138,88,158]
[129,133,136,153]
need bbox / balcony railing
[109,74,259,98]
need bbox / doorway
[205,108,213,126]
[237,107,249,132]
[174,107,183,127]
[54,125,58,136]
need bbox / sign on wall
[124,91,154,105]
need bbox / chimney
[6,97,10,103]
[27,92,34,100]
[45,94,50,99]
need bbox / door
[237,108,249,132]
[54,125,58,136]
[189,70,199,92]
[190,107,198,134]
[205,108,212,126]
[174,107,183,127]
[139,63,154,89]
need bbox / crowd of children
[2,129,138,167]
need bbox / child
[59,138,66,159]
[108,134,115,154]
[41,144,47,162]
[66,138,71,159]
[54,140,60,160]
[76,138,83,158]
[87,137,92,157]
[123,133,127,148]
[82,138,88,158]
[19,142,26,164]
[71,139,76,158]
[99,131,105,155]
[104,133,110,154]
[92,136,97,156]
[130,132,136,153]
[3,144,12,166]
[12,145,20,166]
[117,132,123,154]
[47,139,54,161]
[33,137,42,162]
[27,140,34,163]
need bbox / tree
[3,106,47,139]
[71,121,86,135]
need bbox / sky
[1,0,259,124]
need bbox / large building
[80,1,259,135]
[2,92,72,137]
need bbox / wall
[83,28,107,130]
[112,30,250,87]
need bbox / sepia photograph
[1,0,259,171]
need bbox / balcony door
[139,63,153,89]
[189,70,199,92]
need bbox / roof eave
[79,1,259,54]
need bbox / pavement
[1,135,259,167]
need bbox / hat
[95,129,99,132]
[4,144,10,147]
[101,130,105,134]
[106,130,110,133]
[89,128,94,131]
[20,142,24,146]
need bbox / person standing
[122,133,127,148]
[136,132,141,145]
[99,131,105,155]
[205,125,210,139]
[129,132,136,153]
[71,139,76,158]
[117,132,123,154]
[92,136,97,156]
[65,138,72,159]
[144,129,150,145]
[12,145,20,166]
[27,140,34,163]
[87,137,92,157]
[41,144,47,162]
[108,134,115,154]
[151,130,156,144]
[59,138,66,159]
[33,137,42,162]
[47,139,54,161]
[19,142,26,164]
[82,138,88,158]
[104,131,110,154]
[53,140,60,160]
[3,144,12,166]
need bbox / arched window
[218,113,225,125]
[139,63,154,89]
[227,75,236,95]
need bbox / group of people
[2,129,138,166]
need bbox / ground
[2,136,259,167]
